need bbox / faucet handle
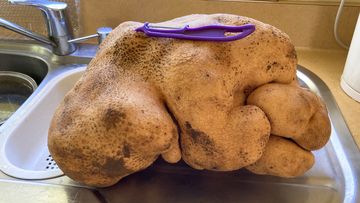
[8,0,67,11]
[68,27,113,45]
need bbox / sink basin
[0,53,48,85]
[0,40,95,127]
[0,52,49,126]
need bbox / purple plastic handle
[135,23,255,42]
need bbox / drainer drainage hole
[45,154,59,170]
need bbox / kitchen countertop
[296,47,360,148]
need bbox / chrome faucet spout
[0,0,112,56]
[1,0,76,55]
[0,18,55,46]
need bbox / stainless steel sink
[0,40,95,128]
[0,40,359,203]
[0,39,95,104]
[0,53,47,85]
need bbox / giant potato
[48,14,329,187]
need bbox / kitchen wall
[0,0,359,49]
[80,0,360,49]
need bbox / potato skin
[247,83,331,150]
[48,14,330,187]
[246,136,315,177]
[48,75,181,187]
[180,105,271,171]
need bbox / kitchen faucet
[0,0,112,55]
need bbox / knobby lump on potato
[48,14,331,187]
[247,83,331,151]
[246,135,315,177]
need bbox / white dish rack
[0,67,85,179]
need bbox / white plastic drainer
[45,154,59,171]
[0,67,86,180]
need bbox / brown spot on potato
[103,108,126,130]
[71,149,84,159]
[102,158,132,177]
[266,65,272,71]
[286,48,297,59]
[122,144,131,158]
[185,121,215,155]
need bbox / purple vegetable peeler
[135,23,255,42]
